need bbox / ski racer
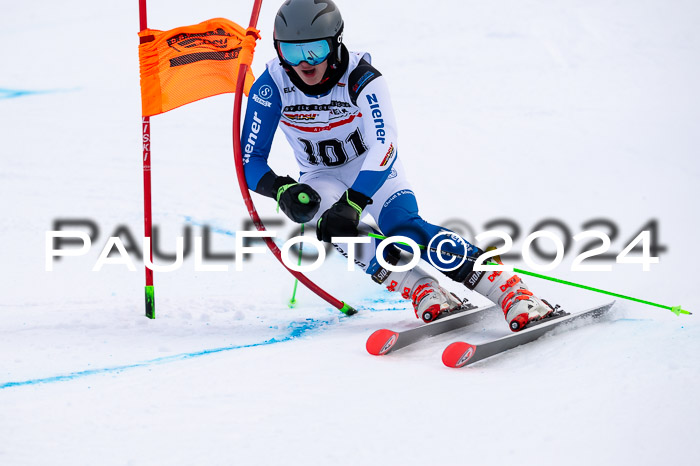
[241,0,553,331]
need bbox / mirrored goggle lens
[278,39,331,66]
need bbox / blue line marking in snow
[357,297,408,312]
[184,216,238,237]
[0,87,78,100]
[0,319,330,390]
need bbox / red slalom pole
[139,0,155,319]
[231,0,356,315]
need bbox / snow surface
[1,0,699,465]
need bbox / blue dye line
[0,87,78,100]
[0,319,330,390]
[183,216,237,237]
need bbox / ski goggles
[277,39,331,66]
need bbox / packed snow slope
[1,0,699,465]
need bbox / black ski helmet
[273,0,348,94]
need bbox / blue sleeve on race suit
[241,69,282,191]
[349,76,399,198]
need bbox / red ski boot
[411,279,463,323]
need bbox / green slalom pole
[288,223,304,308]
[288,191,310,308]
[145,285,155,319]
[367,233,691,316]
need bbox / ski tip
[366,329,400,356]
[442,342,477,368]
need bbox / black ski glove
[316,189,373,242]
[272,175,321,223]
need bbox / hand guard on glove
[273,176,321,224]
[316,189,373,242]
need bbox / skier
[241,0,553,331]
